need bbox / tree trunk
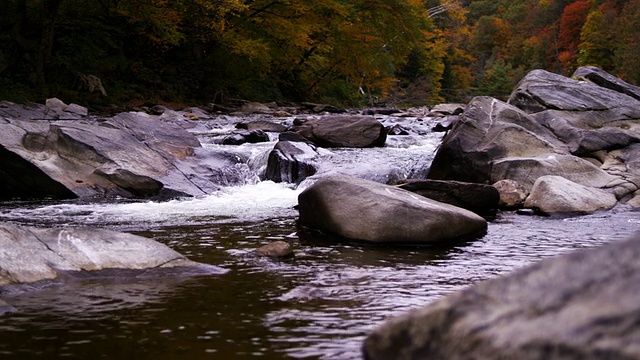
[35,0,64,88]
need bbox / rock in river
[0,223,226,286]
[428,67,640,210]
[297,175,487,244]
[363,232,640,360]
[524,175,617,214]
[398,179,499,216]
[0,102,239,200]
[294,115,386,148]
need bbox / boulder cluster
[429,66,640,213]
[359,67,640,359]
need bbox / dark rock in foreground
[0,223,226,287]
[363,232,640,360]
[298,175,487,244]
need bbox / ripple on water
[0,191,638,359]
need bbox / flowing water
[0,114,638,359]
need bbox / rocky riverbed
[0,66,639,359]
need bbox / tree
[557,0,594,73]
[578,6,614,70]
[613,0,640,84]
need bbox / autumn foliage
[0,0,639,106]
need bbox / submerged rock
[363,232,640,360]
[297,175,487,244]
[0,223,226,286]
[0,299,17,315]
[254,241,294,259]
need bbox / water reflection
[0,209,638,359]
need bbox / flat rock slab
[0,223,226,286]
[363,232,640,360]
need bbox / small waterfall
[194,115,444,188]
[0,114,443,229]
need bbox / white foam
[5,182,301,226]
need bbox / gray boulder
[295,116,387,148]
[0,223,226,286]
[508,68,640,156]
[428,96,569,186]
[0,103,235,200]
[524,175,617,214]
[265,140,318,183]
[222,129,270,145]
[297,175,487,244]
[573,65,640,101]
[491,153,617,192]
[363,232,640,360]
[428,103,466,116]
[428,68,640,209]
[236,120,288,133]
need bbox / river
[0,113,638,359]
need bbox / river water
[0,114,638,359]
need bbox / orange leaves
[557,0,594,71]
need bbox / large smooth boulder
[491,154,617,191]
[0,103,236,200]
[428,96,569,186]
[297,175,487,244]
[0,223,226,286]
[524,175,617,214]
[294,116,386,148]
[364,233,640,360]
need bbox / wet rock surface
[398,179,499,216]
[294,115,387,148]
[298,175,487,244]
[0,223,226,287]
[428,67,640,212]
[363,232,640,360]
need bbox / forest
[1,0,639,108]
